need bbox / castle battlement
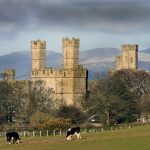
[4,69,15,76]
[3,69,15,81]
[31,39,46,48]
[31,67,87,78]
[121,44,138,51]
[62,37,79,48]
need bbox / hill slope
[0,48,149,80]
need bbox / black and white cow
[66,127,81,140]
[6,131,20,144]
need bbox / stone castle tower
[116,44,138,70]
[31,39,46,70]
[62,37,79,69]
[31,37,88,106]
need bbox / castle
[116,44,138,70]
[2,41,144,106]
[30,38,88,105]
[1,37,88,106]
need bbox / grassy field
[1,125,150,150]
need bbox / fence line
[0,123,149,138]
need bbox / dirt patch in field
[22,138,66,145]
[20,136,89,145]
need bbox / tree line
[81,69,150,126]
[0,79,56,124]
[0,69,150,128]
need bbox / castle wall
[31,67,87,105]
[116,56,122,70]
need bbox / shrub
[30,111,54,125]
[43,118,72,130]
[56,105,88,124]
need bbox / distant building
[116,44,138,70]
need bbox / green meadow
[1,125,150,150]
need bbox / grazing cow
[6,131,20,144]
[66,127,81,140]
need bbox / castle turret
[31,39,46,70]
[116,44,138,70]
[3,69,15,81]
[62,37,79,69]
[121,44,138,70]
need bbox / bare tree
[113,70,150,99]
[81,70,139,126]
[139,94,150,118]
[28,80,57,116]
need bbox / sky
[0,0,150,55]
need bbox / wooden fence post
[53,130,56,136]
[33,131,35,137]
[60,130,62,136]
[47,130,49,137]
[40,130,42,137]
[24,131,26,137]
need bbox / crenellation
[62,37,79,48]
[31,40,46,48]
[3,69,15,81]
[31,68,87,79]
[121,44,138,51]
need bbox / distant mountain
[0,51,62,79]
[141,49,150,54]
[0,51,31,79]
[138,51,150,71]
[80,48,120,63]
[0,48,149,80]
[80,48,120,78]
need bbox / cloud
[0,0,150,34]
